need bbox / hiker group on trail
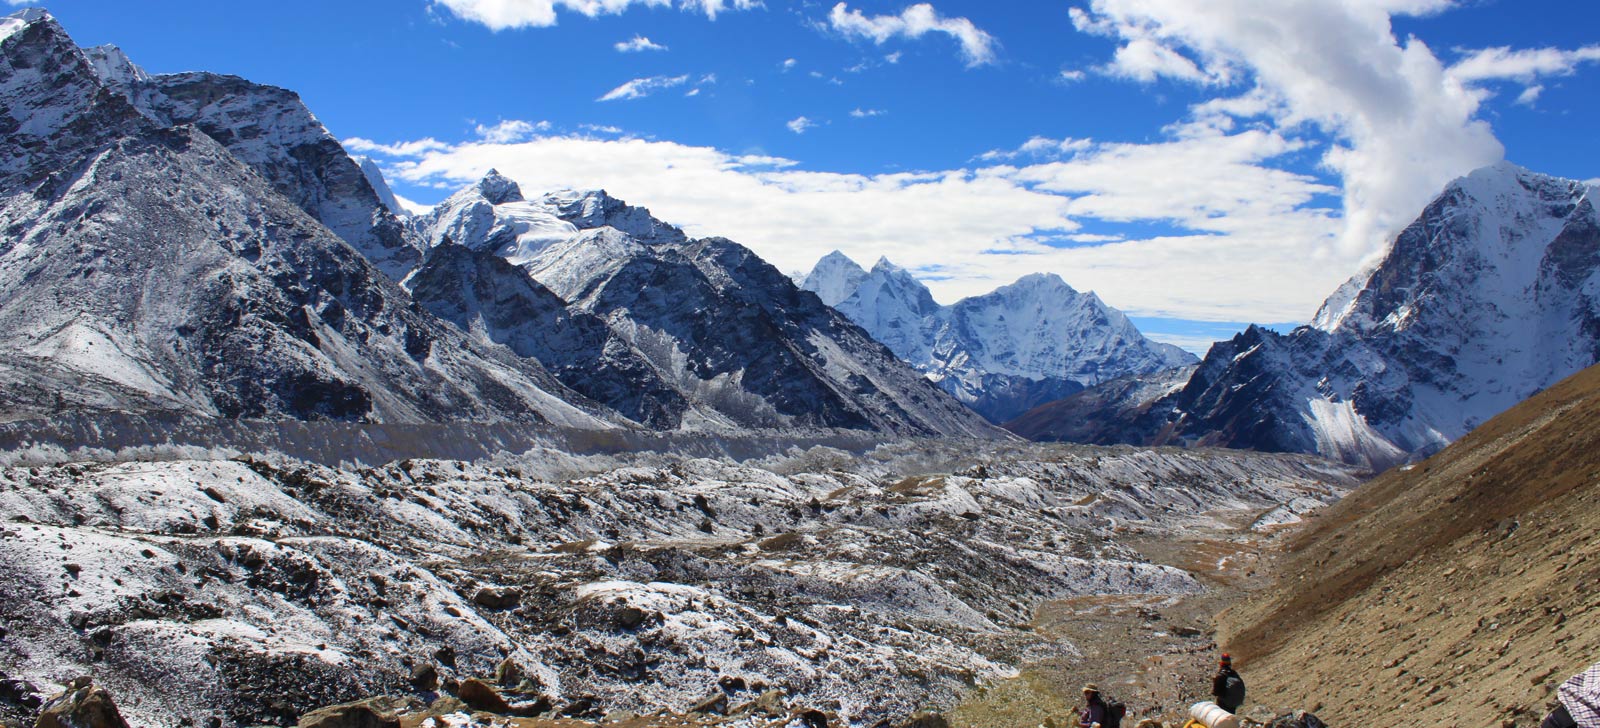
[1073,653,1239,728]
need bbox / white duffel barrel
[1188,701,1240,728]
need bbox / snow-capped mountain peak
[0,7,50,44]
[409,171,578,264]
[476,168,525,205]
[803,253,1196,422]
[542,188,687,244]
[801,250,870,307]
[1044,162,1600,469]
[355,155,408,217]
[82,43,148,87]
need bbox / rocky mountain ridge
[1011,163,1600,469]
[800,254,1195,423]
[0,8,997,440]
[410,170,1002,437]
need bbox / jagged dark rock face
[0,11,146,194]
[409,243,690,428]
[119,71,421,281]
[1018,164,1600,469]
[419,180,1005,437]
[0,12,612,428]
[0,124,599,426]
[1004,365,1193,444]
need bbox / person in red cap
[1212,653,1246,713]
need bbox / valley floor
[952,501,1297,727]
[0,437,1362,728]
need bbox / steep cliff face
[1015,164,1600,469]
[408,243,691,428]
[122,70,421,280]
[0,10,611,428]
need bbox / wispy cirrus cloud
[598,74,690,101]
[827,3,998,67]
[1449,44,1600,83]
[431,0,759,30]
[343,137,451,157]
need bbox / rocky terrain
[0,439,1360,728]
[1217,360,1600,727]
[800,254,1194,423]
[1014,164,1600,470]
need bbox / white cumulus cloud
[355,120,1349,323]
[432,0,759,30]
[786,116,818,134]
[1069,0,1504,262]
[614,35,668,52]
[473,119,551,143]
[827,3,998,67]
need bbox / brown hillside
[1218,362,1600,726]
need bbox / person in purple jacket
[1079,684,1107,728]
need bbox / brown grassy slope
[1216,362,1600,726]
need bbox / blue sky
[29,0,1600,353]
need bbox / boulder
[689,692,727,716]
[472,587,521,610]
[35,679,130,728]
[296,697,417,728]
[899,711,948,728]
[457,679,512,714]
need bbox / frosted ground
[0,438,1359,727]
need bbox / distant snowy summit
[1012,161,1600,469]
[0,8,1000,438]
[801,253,1195,422]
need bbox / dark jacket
[1079,697,1106,728]
[1542,704,1577,728]
[1213,667,1245,711]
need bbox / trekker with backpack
[1078,684,1126,728]
[1212,654,1246,714]
[1542,661,1600,728]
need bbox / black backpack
[1102,697,1126,728]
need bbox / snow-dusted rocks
[1027,163,1600,469]
[126,72,422,281]
[0,443,1359,726]
[408,243,691,428]
[801,254,1196,422]
[0,122,614,428]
